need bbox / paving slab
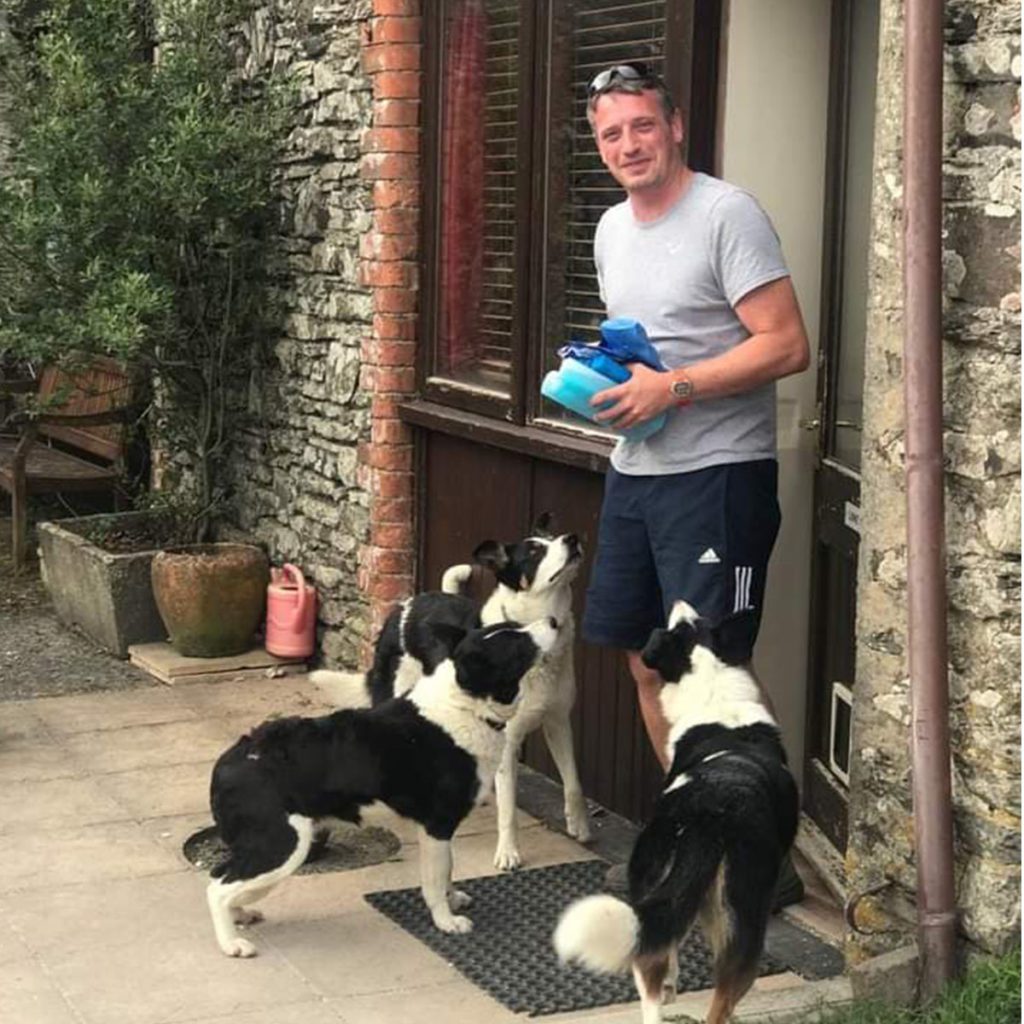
[0,917,32,966]
[0,733,80,783]
[46,932,320,1024]
[262,906,461,997]
[31,685,199,734]
[1,871,211,958]
[336,978,520,1024]
[0,957,80,1024]
[0,774,131,832]
[174,672,333,720]
[0,819,185,894]
[0,700,53,741]
[59,716,240,774]
[180,1003,348,1024]
[138,811,213,865]
[94,759,214,819]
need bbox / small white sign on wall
[844,500,861,535]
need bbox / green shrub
[0,0,292,539]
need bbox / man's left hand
[591,363,676,429]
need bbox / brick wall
[356,0,421,646]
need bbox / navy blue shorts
[582,460,781,659]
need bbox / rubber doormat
[365,859,828,1016]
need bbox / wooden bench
[0,356,134,570]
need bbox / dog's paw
[566,812,592,843]
[565,796,592,842]
[232,908,264,926]
[663,959,679,1001]
[221,937,258,958]
[449,889,473,911]
[494,844,522,871]
[434,913,474,934]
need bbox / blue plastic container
[541,357,666,443]
[601,316,649,348]
[599,317,664,370]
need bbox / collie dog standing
[206,617,558,956]
[554,601,798,1024]
[313,511,591,870]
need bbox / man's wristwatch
[669,369,694,407]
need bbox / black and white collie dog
[206,617,559,957]
[554,601,798,1024]
[312,512,591,870]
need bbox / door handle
[799,418,861,431]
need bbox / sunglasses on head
[588,62,660,96]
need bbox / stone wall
[227,0,420,667]
[848,0,1020,959]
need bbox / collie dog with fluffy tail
[554,601,798,1024]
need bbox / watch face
[671,378,692,399]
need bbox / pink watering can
[266,564,318,659]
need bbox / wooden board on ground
[128,641,306,685]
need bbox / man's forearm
[678,325,809,401]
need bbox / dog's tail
[553,894,639,975]
[308,669,371,708]
[441,563,473,595]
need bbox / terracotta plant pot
[151,543,270,658]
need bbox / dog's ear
[531,511,555,537]
[472,540,510,573]
[431,622,469,655]
[709,610,755,666]
[640,628,670,672]
[641,625,694,683]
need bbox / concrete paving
[0,674,851,1024]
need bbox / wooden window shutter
[533,0,678,408]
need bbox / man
[581,63,810,907]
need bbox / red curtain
[438,0,487,375]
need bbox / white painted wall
[718,0,832,775]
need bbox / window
[420,0,722,437]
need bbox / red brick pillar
[357,0,421,657]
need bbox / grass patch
[814,949,1020,1024]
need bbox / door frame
[802,0,878,852]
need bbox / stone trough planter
[37,511,170,658]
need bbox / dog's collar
[482,716,507,733]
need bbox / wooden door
[417,428,663,823]
[803,0,880,852]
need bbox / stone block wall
[848,0,1020,959]
[226,0,419,667]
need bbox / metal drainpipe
[903,0,958,1000]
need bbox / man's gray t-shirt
[594,172,790,476]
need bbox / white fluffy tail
[308,670,370,708]
[441,563,473,594]
[553,894,639,975]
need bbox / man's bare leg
[626,650,669,771]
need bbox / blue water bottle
[541,349,666,444]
